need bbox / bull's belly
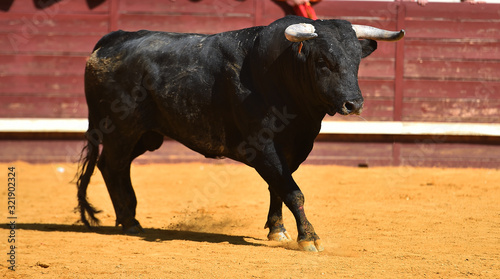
[150,86,240,159]
[157,115,231,159]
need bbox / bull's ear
[359,39,377,58]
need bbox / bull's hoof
[123,223,144,234]
[267,230,292,242]
[297,239,324,252]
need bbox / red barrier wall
[1,0,499,122]
[1,0,499,167]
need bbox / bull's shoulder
[90,25,265,60]
[92,30,136,52]
[91,30,167,52]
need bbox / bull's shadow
[11,223,266,248]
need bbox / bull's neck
[263,67,327,124]
[256,79,327,129]
[284,84,327,123]
[245,31,328,124]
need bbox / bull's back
[84,29,252,159]
[85,30,218,114]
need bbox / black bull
[76,16,404,252]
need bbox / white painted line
[320,121,500,137]
[0,118,88,133]
[0,119,499,137]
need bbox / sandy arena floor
[1,162,499,278]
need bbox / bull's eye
[317,58,329,70]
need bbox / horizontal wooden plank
[316,0,400,19]
[404,59,500,81]
[260,0,291,20]
[402,98,500,123]
[405,39,500,61]
[405,2,500,21]
[307,141,393,163]
[0,55,87,76]
[359,58,395,79]
[1,0,108,13]
[0,75,83,95]
[403,80,500,99]
[119,0,254,15]
[399,143,500,168]
[0,33,101,54]
[401,143,500,159]
[404,160,500,169]
[399,158,500,168]
[260,1,399,29]
[405,20,500,40]
[0,14,109,34]
[359,79,395,98]
[360,99,394,119]
[0,139,86,163]
[356,42,396,60]
[118,14,255,34]
[0,96,88,118]
[264,0,399,20]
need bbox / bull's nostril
[342,100,363,115]
[344,101,355,112]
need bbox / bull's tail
[75,123,102,228]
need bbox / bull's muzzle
[342,99,363,115]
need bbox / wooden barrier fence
[1,0,499,166]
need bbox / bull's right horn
[352,25,405,41]
[285,23,318,42]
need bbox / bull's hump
[86,47,123,74]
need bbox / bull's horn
[284,23,318,42]
[352,25,405,41]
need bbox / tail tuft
[75,131,101,228]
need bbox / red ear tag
[298,42,303,54]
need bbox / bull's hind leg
[98,131,163,234]
[97,145,142,234]
[265,190,292,242]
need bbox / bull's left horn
[285,23,318,42]
[352,25,405,41]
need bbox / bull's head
[284,21,404,116]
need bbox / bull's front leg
[282,188,324,252]
[256,161,324,252]
[265,190,292,242]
